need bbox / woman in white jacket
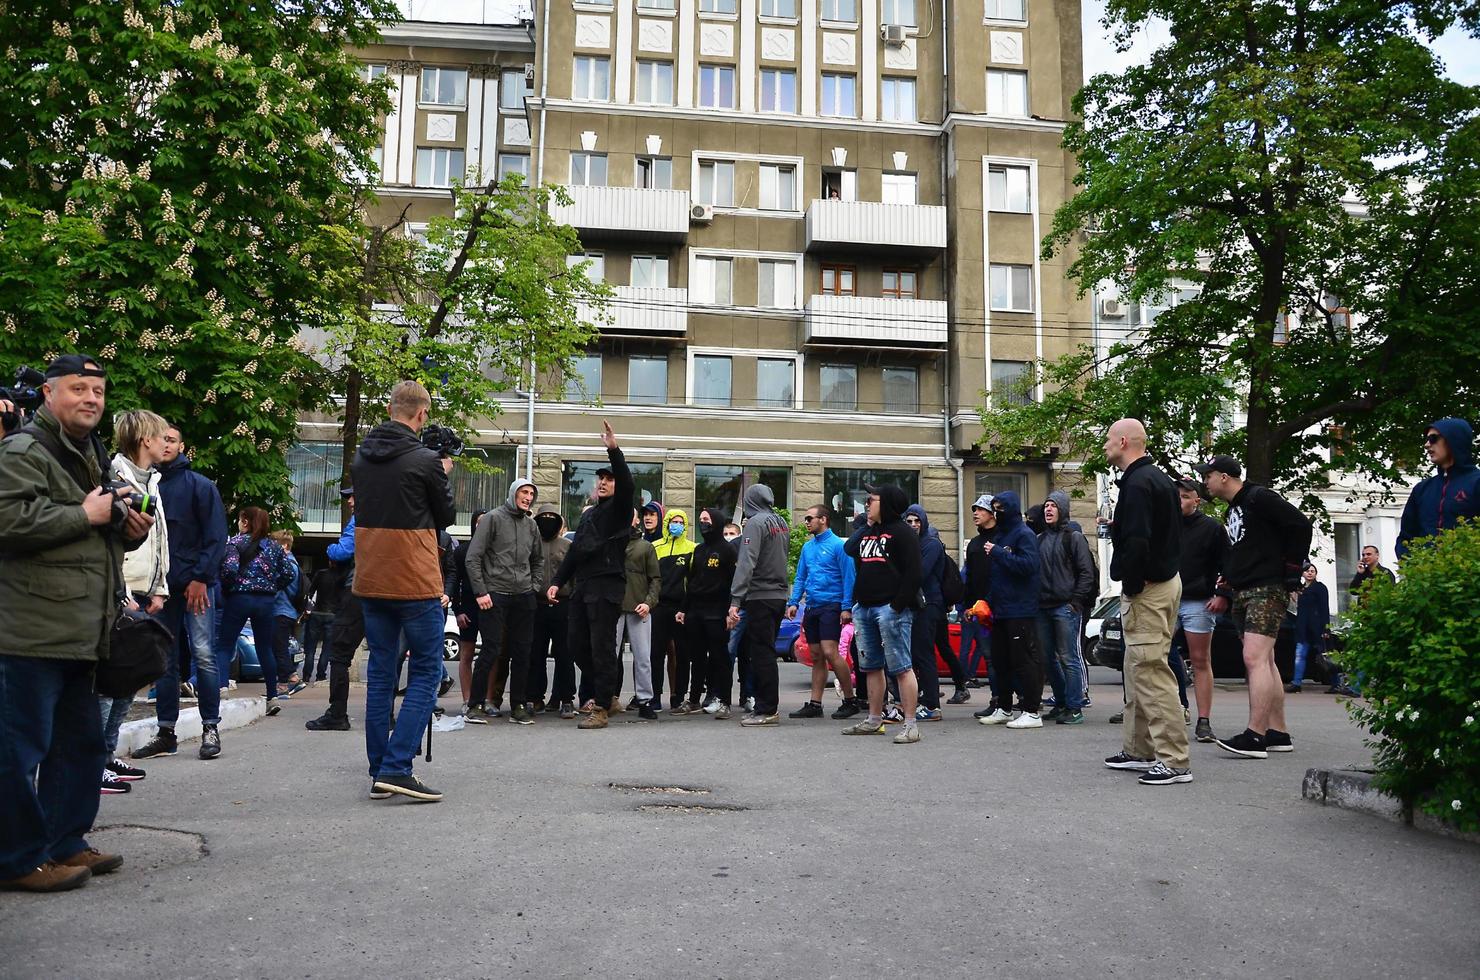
[99,409,173,793]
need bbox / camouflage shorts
[1233,584,1288,638]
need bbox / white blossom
[1452,800,1462,811]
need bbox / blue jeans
[160,592,221,725]
[97,695,131,756]
[213,592,278,700]
[851,603,915,676]
[362,598,444,779]
[0,656,106,878]
[727,608,754,701]
[1037,604,1085,711]
[1293,641,1312,685]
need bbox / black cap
[1192,455,1242,479]
[45,353,106,379]
[641,500,663,514]
[1174,477,1209,499]
[594,466,614,478]
[338,486,355,498]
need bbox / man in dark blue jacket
[974,491,1045,730]
[1397,417,1477,559]
[904,504,945,722]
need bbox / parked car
[444,609,467,662]
[1090,595,1307,681]
[1082,594,1119,668]
[231,621,301,682]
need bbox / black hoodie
[683,507,737,616]
[1220,483,1312,591]
[551,445,634,602]
[350,419,456,600]
[844,485,921,610]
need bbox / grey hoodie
[730,484,791,605]
[467,478,544,596]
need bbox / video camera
[420,424,464,459]
[0,366,46,434]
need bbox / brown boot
[0,861,91,892]
[57,848,123,876]
[609,697,625,713]
[578,707,609,730]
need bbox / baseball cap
[338,486,355,498]
[594,465,614,478]
[1192,455,1242,479]
[971,493,994,511]
[641,500,663,514]
[45,353,106,379]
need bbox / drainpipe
[939,4,962,561]
[526,0,552,482]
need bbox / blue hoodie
[157,455,227,593]
[789,526,855,608]
[984,491,1041,619]
[1398,417,1478,559]
[904,504,947,607]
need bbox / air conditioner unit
[690,203,715,223]
[1099,297,1127,319]
[881,23,909,45]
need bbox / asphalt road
[2,665,1476,979]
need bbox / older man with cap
[0,354,154,891]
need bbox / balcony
[804,294,947,346]
[580,285,688,336]
[805,199,947,252]
[549,186,691,242]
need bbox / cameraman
[352,381,455,803]
[0,355,153,892]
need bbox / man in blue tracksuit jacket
[785,505,859,719]
[1397,417,1478,560]
[975,491,1046,728]
[308,489,361,730]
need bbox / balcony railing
[550,185,692,240]
[805,199,948,251]
[804,294,948,346]
[580,285,688,335]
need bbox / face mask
[669,521,685,537]
[723,532,740,542]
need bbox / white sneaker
[742,697,756,713]
[702,698,722,715]
[1006,711,1043,729]
[978,708,1014,726]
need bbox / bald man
[1101,419,1191,785]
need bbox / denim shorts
[802,603,843,644]
[1177,598,1215,635]
[851,603,914,677]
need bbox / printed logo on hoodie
[858,533,896,562]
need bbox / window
[361,64,387,83]
[699,64,736,108]
[570,152,607,186]
[564,353,602,401]
[1335,524,1361,614]
[419,67,468,106]
[823,467,919,534]
[821,73,856,117]
[500,70,531,111]
[757,259,796,307]
[759,0,796,16]
[821,169,857,201]
[990,359,1034,405]
[497,153,530,183]
[756,358,795,408]
[635,61,674,105]
[561,460,664,532]
[880,77,916,122]
[693,255,733,304]
[987,69,1028,116]
[414,148,465,187]
[819,364,857,411]
[630,255,669,288]
[974,470,1028,503]
[636,156,673,189]
[984,0,1026,20]
[693,355,733,407]
[697,160,735,206]
[989,263,1033,311]
[638,0,676,8]
[696,466,791,518]
[881,171,917,205]
[567,252,604,281]
[759,164,797,210]
[760,69,797,113]
[987,163,1031,212]
[882,269,916,298]
[882,366,918,413]
[881,0,915,26]
[822,0,856,21]
[628,355,668,405]
[821,264,856,296]
[572,56,610,101]
[700,0,737,11]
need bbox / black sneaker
[627,696,642,711]
[1194,717,1215,742]
[973,704,998,719]
[101,769,132,794]
[1042,706,1065,721]
[1138,761,1193,785]
[130,730,177,760]
[1283,682,1301,694]
[105,758,146,781]
[946,688,971,705]
[789,701,824,719]
[1108,711,1124,724]
[637,703,659,720]
[369,783,392,800]
[509,706,535,725]
[1263,729,1294,753]
[1104,752,1155,771]
[371,773,443,802]
[305,713,351,731]
[1056,709,1084,725]
[830,698,863,720]
[198,724,221,760]
[1214,728,1268,759]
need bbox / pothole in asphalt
[88,824,208,870]
[636,803,748,814]
[609,782,712,795]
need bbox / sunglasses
[1424,433,1443,445]
[905,517,921,524]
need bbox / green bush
[1340,520,1480,831]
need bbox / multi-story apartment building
[294,0,1091,553]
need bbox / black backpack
[97,608,172,698]
[941,552,964,607]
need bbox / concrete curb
[116,697,267,755]
[1303,767,1480,844]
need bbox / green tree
[980,0,1480,506]
[0,0,395,513]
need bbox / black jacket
[1037,492,1096,609]
[683,509,737,616]
[1109,456,1181,596]
[1295,580,1329,647]
[1349,564,1395,601]
[1178,510,1227,601]
[844,485,921,611]
[350,419,456,600]
[551,446,634,602]
[963,527,994,606]
[1220,484,1313,591]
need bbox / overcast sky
[1080,1,1480,86]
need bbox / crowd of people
[1,354,1474,891]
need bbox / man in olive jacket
[0,356,153,892]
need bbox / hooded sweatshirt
[642,501,666,543]
[684,508,737,616]
[1219,483,1312,591]
[110,453,170,599]
[983,490,1040,620]
[788,525,854,608]
[1036,489,1095,609]
[845,485,921,610]
[1397,417,1478,559]
[653,507,697,606]
[157,453,226,594]
[350,419,456,600]
[621,525,661,613]
[551,445,635,602]
[904,504,946,607]
[467,477,544,596]
[533,502,570,601]
[730,484,791,606]
[1178,506,1227,601]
